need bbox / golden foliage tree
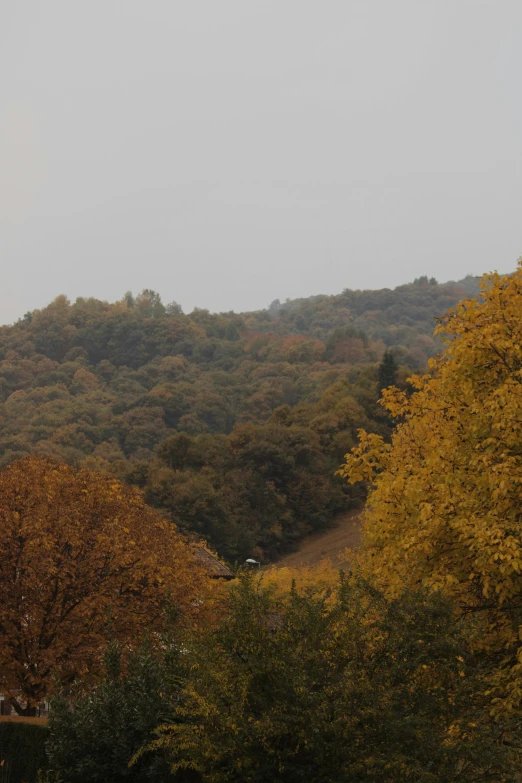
[0,456,211,714]
[339,265,522,717]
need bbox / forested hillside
[0,276,478,559]
[4,269,521,783]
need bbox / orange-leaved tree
[0,456,213,715]
[339,264,522,717]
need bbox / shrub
[0,721,48,783]
[46,642,180,782]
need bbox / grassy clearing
[275,509,362,570]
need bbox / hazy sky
[1,1,521,324]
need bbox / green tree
[152,576,508,782]
[46,642,181,782]
[135,289,166,318]
[377,349,398,391]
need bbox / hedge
[0,722,48,783]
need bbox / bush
[157,575,512,782]
[46,642,180,782]
[0,722,48,783]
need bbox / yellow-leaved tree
[339,264,522,717]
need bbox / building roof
[194,547,235,579]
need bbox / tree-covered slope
[0,276,479,559]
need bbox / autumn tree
[0,456,211,715]
[339,265,522,721]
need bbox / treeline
[0,276,476,558]
[256,273,481,352]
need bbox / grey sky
[1,1,521,324]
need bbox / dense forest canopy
[0,275,481,559]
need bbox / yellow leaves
[263,561,341,597]
[337,430,391,486]
[419,503,433,523]
[446,721,462,740]
[338,263,522,713]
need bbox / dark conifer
[378,350,398,391]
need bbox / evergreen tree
[378,350,398,391]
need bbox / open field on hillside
[275,509,362,570]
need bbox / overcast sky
[1,1,521,324]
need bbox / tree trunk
[10,699,38,717]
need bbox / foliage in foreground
[0,722,48,783]
[147,575,510,782]
[0,456,212,714]
[340,264,522,719]
[46,643,180,782]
